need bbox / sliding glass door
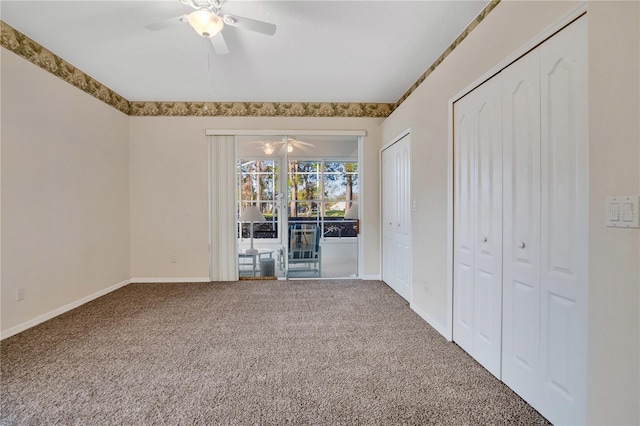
[236,134,359,279]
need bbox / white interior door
[381,134,411,301]
[453,96,476,354]
[538,16,588,425]
[502,17,588,424]
[501,47,542,403]
[382,147,396,288]
[452,13,587,425]
[472,77,503,378]
[453,77,503,378]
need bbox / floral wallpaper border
[391,0,501,112]
[1,1,499,118]
[128,101,392,117]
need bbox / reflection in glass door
[286,157,358,278]
[236,135,359,279]
[236,136,282,278]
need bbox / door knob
[519,242,526,249]
[481,237,488,242]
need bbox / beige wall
[587,2,639,424]
[129,117,383,280]
[381,1,639,424]
[1,49,130,334]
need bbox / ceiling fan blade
[297,144,312,154]
[210,32,229,55]
[222,14,276,36]
[288,137,314,147]
[145,15,186,31]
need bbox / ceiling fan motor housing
[146,0,277,54]
[187,9,223,37]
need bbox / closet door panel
[382,145,395,288]
[453,102,475,353]
[395,149,405,286]
[471,77,503,378]
[453,77,502,376]
[395,143,412,298]
[381,136,411,302]
[539,16,587,425]
[380,148,393,284]
[455,114,475,261]
[474,269,498,341]
[501,49,542,401]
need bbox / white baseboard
[360,274,382,281]
[1,279,131,340]
[130,277,211,283]
[410,303,451,340]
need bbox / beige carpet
[1,280,549,425]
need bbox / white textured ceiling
[0,1,488,103]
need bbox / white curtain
[209,135,238,281]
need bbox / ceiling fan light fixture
[288,144,294,153]
[187,10,223,38]
[263,143,274,155]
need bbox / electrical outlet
[171,255,177,263]
[16,288,25,301]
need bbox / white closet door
[453,77,503,377]
[382,135,411,301]
[501,48,542,402]
[453,96,476,354]
[471,77,503,377]
[539,16,588,426]
[453,14,587,424]
[382,146,396,291]
[395,137,412,299]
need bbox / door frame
[445,3,588,341]
[207,129,366,280]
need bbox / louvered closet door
[501,47,542,404]
[453,76,503,378]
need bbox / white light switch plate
[605,196,639,228]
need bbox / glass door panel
[236,136,284,278]
[285,136,359,278]
[235,134,360,279]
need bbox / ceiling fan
[257,138,315,155]
[145,0,277,55]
